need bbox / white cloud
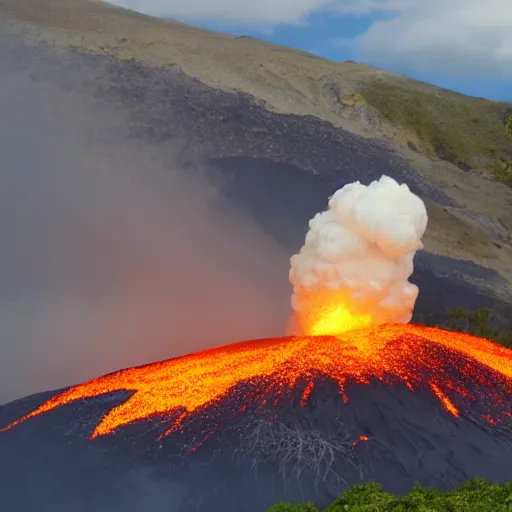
[353,0,512,77]
[108,0,512,76]
[109,0,332,24]
[109,0,411,25]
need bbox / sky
[111,0,512,102]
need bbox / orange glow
[310,304,372,336]
[1,324,512,441]
[292,291,373,336]
[351,434,370,451]
[430,383,459,417]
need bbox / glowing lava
[294,291,373,336]
[2,324,512,440]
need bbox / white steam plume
[288,175,428,335]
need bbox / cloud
[109,0,411,25]
[110,0,333,24]
[352,0,512,77]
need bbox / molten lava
[297,291,373,336]
[2,323,512,441]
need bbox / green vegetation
[443,307,512,348]
[496,110,512,185]
[360,79,512,184]
[490,157,512,187]
[416,307,512,348]
[269,479,512,511]
[490,109,512,185]
[505,111,512,142]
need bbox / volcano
[1,324,512,512]
[2,1,512,511]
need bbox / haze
[0,47,291,404]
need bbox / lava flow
[2,323,512,440]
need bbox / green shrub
[269,480,512,512]
[505,114,512,142]
[442,307,512,346]
[324,483,393,511]
[360,81,469,169]
[499,330,512,348]
[359,78,512,182]
[416,307,512,347]
[490,157,512,187]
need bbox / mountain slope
[3,0,511,176]
[2,0,512,299]
[3,0,511,167]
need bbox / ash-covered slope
[0,20,510,322]
[1,328,512,512]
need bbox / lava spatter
[1,324,512,440]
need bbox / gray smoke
[0,48,291,404]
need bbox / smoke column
[289,175,428,336]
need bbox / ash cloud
[0,53,291,404]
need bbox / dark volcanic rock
[1,371,512,512]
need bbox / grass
[269,479,512,511]
[490,157,512,186]
[359,78,512,184]
[505,110,512,142]
[496,111,512,185]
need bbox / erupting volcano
[2,174,512,512]
[1,176,512,443]
[2,323,512,442]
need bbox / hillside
[3,1,512,172]
[1,0,512,311]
